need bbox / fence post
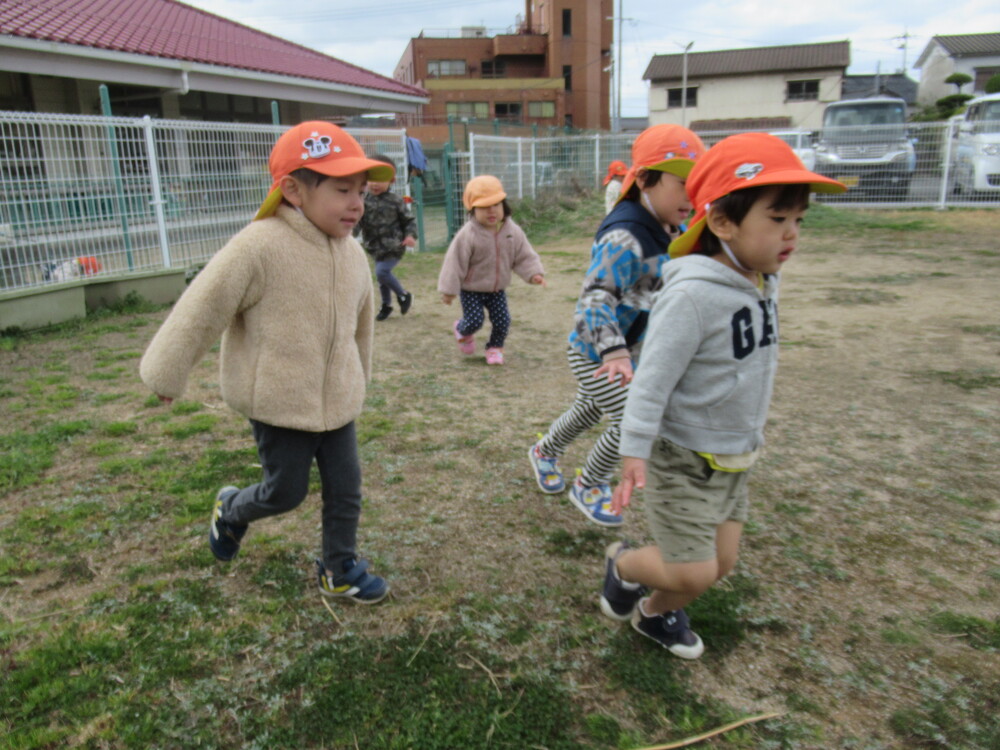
[516,137,524,200]
[270,101,281,125]
[530,139,537,199]
[442,142,457,241]
[411,173,426,252]
[594,133,601,190]
[98,84,135,270]
[142,116,172,268]
[937,120,955,210]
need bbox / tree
[945,72,973,93]
[985,73,1000,94]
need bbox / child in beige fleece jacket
[140,121,392,604]
[437,175,546,366]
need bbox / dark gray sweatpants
[223,419,362,571]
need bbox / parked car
[951,93,1000,197]
[814,97,915,199]
[769,130,816,170]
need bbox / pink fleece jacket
[437,216,544,296]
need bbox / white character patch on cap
[735,163,764,180]
[302,133,333,160]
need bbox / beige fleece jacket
[437,216,544,296]
[140,205,374,432]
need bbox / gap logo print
[731,298,778,360]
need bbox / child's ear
[634,167,650,190]
[705,207,735,242]
[279,175,304,207]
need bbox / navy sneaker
[376,304,392,321]
[208,486,247,561]
[398,292,413,315]
[631,602,704,659]
[568,476,622,527]
[316,557,388,604]
[528,439,565,494]
[599,541,645,621]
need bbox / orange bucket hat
[668,132,846,259]
[254,121,395,221]
[463,175,507,211]
[602,160,628,185]
[617,124,706,202]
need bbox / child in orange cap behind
[600,132,845,658]
[140,121,392,604]
[437,175,546,366]
[602,159,628,214]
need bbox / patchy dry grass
[1,205,998,748]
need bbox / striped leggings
[538,346,630,486]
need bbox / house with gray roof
[914,32,1000,106]
[842,74,918,107]
[643,41,850,131]
[0,0,427,121]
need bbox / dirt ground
[2,206,998,747]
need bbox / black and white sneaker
[599,541,645,621]
[376,304,393,321]
[631,600,704,659]
[208,486,247,561]
[398,292,413,315]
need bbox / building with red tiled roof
[0,0,427,120]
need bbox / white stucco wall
[648,70,842,131]
[917,43,1000,106]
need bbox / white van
[951,93,1000,196]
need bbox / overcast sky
[179,0,1000,116]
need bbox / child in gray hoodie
[599,133,845,658]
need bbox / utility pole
[680,41,693,127]
[616,0,622,133]
[894,28,911,74]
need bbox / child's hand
[530,274,546,287]
[611,457,646,515]
[441,293,455,305]
[594,357,633,387]
[402,236,416,248]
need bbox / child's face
[285,172,367,238]
[722,187,807,275]
[639,170,692,228]
[367,180,391,196]
[473,202,503,230]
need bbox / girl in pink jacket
[437,175,546,365]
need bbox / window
[667,87,698,107]
[527,101,556,118]
[446,101,489,119]
[562,9,572,36]
[974,67,1000,92]
[563,65,572,92]
[481,59,506,79]
[0,72,33,111]
[427,59,467,77]
[495,102,522,119]
[787,79,819,101]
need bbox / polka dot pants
[457,290,510,350]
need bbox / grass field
[1,198,998,749]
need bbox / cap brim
[747,168,847,195]
[253,159,396,221]
[647,158,697,179]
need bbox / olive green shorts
[643,438,750,564]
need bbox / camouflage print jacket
[354,190,417,262]
[568,198,679,364]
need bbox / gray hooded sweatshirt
[619,254,780,460]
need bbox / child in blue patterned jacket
[528,124,705,526]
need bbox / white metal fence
[0,111,408,291]
[469,120,1000,208]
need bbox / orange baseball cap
[254,121,395,221]
[617,124,706,202]
[668,132,846,258]
[463,175,507,211]
[602,160,628,185]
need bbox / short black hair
[468,198,513,219]
[287,167,329,188]
[370,153,395,172]
[697,184,811,257]
[621,168,664,202]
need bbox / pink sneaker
[485,347,504,365]
[453,320,475,355]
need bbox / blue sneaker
[631,602,704,660]
[528,440,565,493]
[600,541,645,620]
[568,476,622,527]
[316,557,388,604]
[208,486,247,561]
